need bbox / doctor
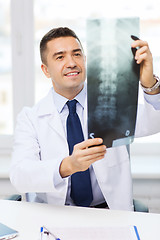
[10,27,160,210]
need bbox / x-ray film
[87,18,140,148]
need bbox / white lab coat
[10,87,160,210]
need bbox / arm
[131,39,160,137]
[131,39,160,95]
[10,107,67,193]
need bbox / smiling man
[41,35,86,100]
[10,27,160,211]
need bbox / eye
[74,52,81,57]
[56,55,64,60]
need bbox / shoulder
[18,88,56,119]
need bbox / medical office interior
[0,0,160,213]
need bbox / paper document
[42,225,140,240]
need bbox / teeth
[66,72,78,76]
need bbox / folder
[0,223,18,239]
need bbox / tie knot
[67,99,77,114]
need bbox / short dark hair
[40,27,82,65]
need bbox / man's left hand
[131,39,159,95]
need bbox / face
[41,36,86,99]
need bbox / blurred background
[0,0,160,212]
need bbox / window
[0,0,159,163]
[0,0,12,135]
[0,0,34,159]
[34,0,87,103]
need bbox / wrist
[59,156,74,178]
[141,75,160,95]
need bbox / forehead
[46,36,83,54]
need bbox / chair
[5,193,35,202]
[133,199,149,212]
[6,194,22,201]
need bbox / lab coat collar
[37,87,58,117]
[36,86,87,140]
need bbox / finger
[73,146,106,163]
[71,150,106,172]
[74,153,106,172]
[132,46,148,61]
[82,151,106,163]
[135,46,148,63]
[136,52,148,64]
[135,46,148,58]
[74,138,103,150]
[131,40,148,49]
[82,144,107,157]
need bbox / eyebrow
[72,48,82,53]
[53,48,82,58]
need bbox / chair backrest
[25,193,36,202]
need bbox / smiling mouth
[64,71,80,77]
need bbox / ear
[41,64,51,78]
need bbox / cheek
[79,59,86,70]
[50,65,62,78]
[82,63,86,76]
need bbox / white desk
[0,200,160,240]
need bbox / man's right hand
[60,138,106,178]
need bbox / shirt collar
[52,83,86,113]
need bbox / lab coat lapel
[48,111,66,140]
[37,88,66,140]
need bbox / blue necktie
[66,99,93,207]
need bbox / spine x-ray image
[87,18,140,148]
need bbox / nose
[65,55,77,68]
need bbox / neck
[53,84,84,100]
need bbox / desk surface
[0,200,160,239]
